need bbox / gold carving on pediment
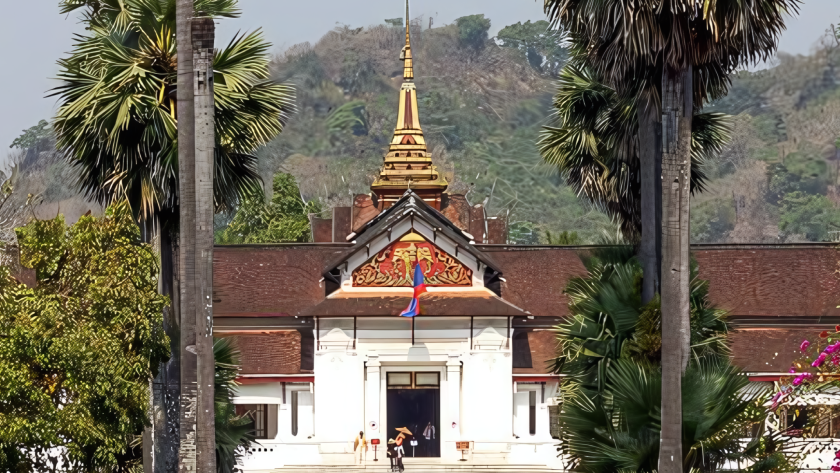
[352,234,472,287]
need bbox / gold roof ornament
[371,0,448,209]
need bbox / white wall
[314,342,365,447]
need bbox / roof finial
[401,0,414,81]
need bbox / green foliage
[779,191,840,241]
[455,14,491,50]
[216,173,321,244]
[497,20,566,74]
[539,64,730,239]
[0,200,170,471]
[214,338,255,473]
[52,0,295,219]
[691,198,737,243]
[326,101,368,136]
[545,230,580,245]
[553,251,797,473]
[10,120,51,150]
[267,18,616,243]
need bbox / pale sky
[2,0,838,166]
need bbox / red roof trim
[237,376,314,385]
[215,312,292,318]
[748,376,781,382]
[513,376,559,383]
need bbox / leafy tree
[0,201,170,471]
[53,0,295,221]
[216,173,322,244]
[214,337,255,473]
[496,20,566,74]
[455,14,491,50]
[552,247,798,473]
[779,192,840,241]
[9,120,51,150]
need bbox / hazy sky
[2,0,839,165]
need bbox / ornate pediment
[352,232,472,287]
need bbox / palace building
[210,4,840,471]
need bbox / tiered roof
[371,1,447,209]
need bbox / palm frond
[52,0,294,223]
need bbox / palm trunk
[659,64,693,473]
[638,93,662,305]
[141,215,180,473]
[176,0,198,471]
[192,16,217,472]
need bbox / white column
[365,354,381,442]
[446,354,461,435]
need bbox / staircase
[252,459,562,473]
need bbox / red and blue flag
[400,263,427,317]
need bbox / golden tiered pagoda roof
[371,0,448,196]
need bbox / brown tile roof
[693,245,840,319]
[213,245,349,317]
[213,243,839,321]
[513,330,559,375]
[729,329,816,373]
[220,331,309,374]
[478,246,589,317]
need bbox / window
[548,405,561,439]
[387,372,413,388]
[529,391,536,436]
[415,372,440,387]
[236,404,276,439]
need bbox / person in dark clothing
[387,439,399,472]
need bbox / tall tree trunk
[192,16,217,472]
[638,93,662,305]
[659,64,693,473]
[158,225,181,472]
[142,216,180,473]
[176,0,198,471]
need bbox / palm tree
[53,0,294,223]
[213,337,255,473]
[543,1,799,468]
[52,0,294,469]
[538,64,730,242]
[552,246,799,473]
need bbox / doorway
[386,371,440,458]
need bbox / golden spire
[371,0,448,210]
[401,0,413,80]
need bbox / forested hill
[6,16,840,244]
[256,17,614,244]
[258,15,840,244]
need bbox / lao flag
[400,264,427,317]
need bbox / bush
[455,14,491,50]
[779,191,840,241]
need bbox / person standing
[423,421,435,457]
[353,431,367,465]
[387,439,398,472]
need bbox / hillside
[693,32,840,243]
[5,15,840,245]
[256,18,613,244]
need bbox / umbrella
[395,427,412,435]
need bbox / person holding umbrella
[395,426,411,459]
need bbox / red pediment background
[352,233,472,287]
